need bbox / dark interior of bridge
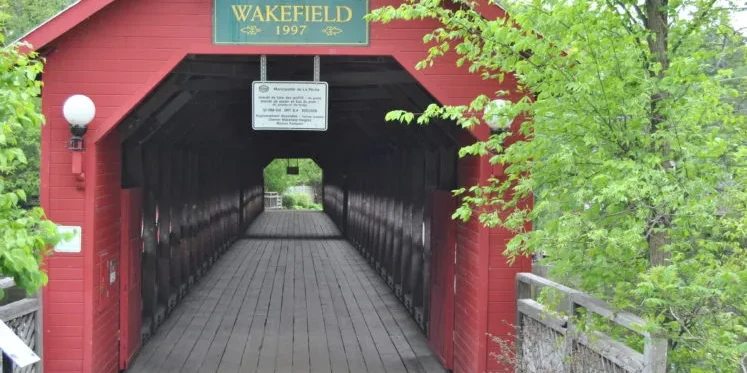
[117,54,472,344]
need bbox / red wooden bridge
[21,1,532,372]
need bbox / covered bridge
[22,0,531,372]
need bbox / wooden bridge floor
[127,211,446,373]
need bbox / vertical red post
[428,190,458,369]
[119,189,143,369]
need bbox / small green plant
[282,193,318,210]
[281,194,295,209]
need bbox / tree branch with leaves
[368,0,746,370]
[0,21,62,300]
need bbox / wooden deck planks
[231,241,283,373]
[304,240,331,373]
[197,241,273,373]
[127,237,250,372]
[255,238,289,373]
[127,211,446,373]
[160,241,263,373]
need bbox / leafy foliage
[282,193,322,210]
[0,0,77,201]
[3,114,39,201]
[0,26,62,299]
[263,158,323,193]
[369,0,746,370]
[0,0,75,42]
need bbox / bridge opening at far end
[264,158,323,211]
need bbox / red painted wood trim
[119,190,131,370]
[90,49,186,144]
[21,0,118,51]
[83,146,97,373]
[19,0,504,56]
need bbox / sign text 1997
[214,0,369,45]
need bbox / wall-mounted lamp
[483,99,514,135]
[63,95,95,190]
[63,94,96,151]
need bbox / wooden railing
[516,273,667,373]
[0,278,43,373]
[264,192,282,210]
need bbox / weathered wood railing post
[0,278,44,373]
[171,149,186,300]
[643,334,668,373]
[141,144,160,334]
[157,146,174,315]
[515,273,667,372]
[407,148,424,318]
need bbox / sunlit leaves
[369,0,746,370]
[0,36,61,298]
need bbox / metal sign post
[314,55,320,82]
[260,55,267,81]
[251,55,328,131]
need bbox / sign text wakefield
[214,0,369,45]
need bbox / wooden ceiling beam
[118,74,191,142]
[172,64,414,86]
[179,79,393,101]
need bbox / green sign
[213,0,369,45]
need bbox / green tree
[263,159,289,193]
[0,0,75,42]
[0,24,62,299]
[297,158,323,187]
[263,158,323,193]
[0,0,77,200]
[370,0,745,370]
[3,122,39,203]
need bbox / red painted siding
[39,1,522,372]
[453,156,488,373]
[91,133,122,373]
[40,57,86,372]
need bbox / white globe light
[483,99,513,131]
[63,95,96,128]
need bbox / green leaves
[384,110,415,124]
[369,0,746,370]
[0,31,60,298]
[263,158,323,194]
[0,0,78,42]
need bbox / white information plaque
[0,320,40,368]
[252,81,328,131]
[54,226,82,253]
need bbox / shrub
[281,194,296,209]
[282,193,315,210]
